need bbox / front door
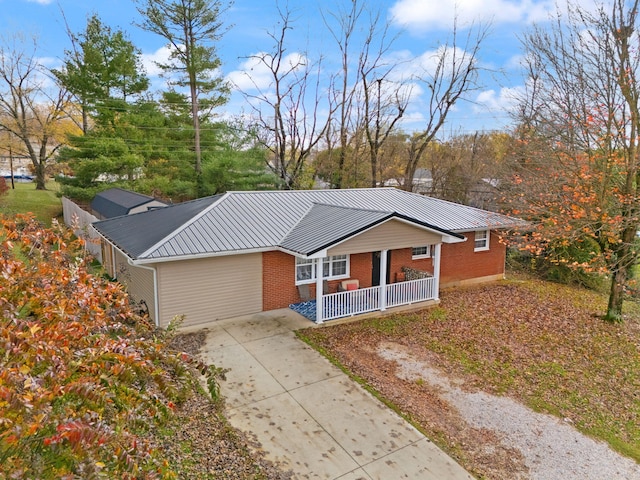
[371,251,392,286]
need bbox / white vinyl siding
[328,219,441,256]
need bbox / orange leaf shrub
[0,214,198,479]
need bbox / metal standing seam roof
[92,188,524,262]
[279,203,465,257]
[92,195,222,258]
[279,204,395,256]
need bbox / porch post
[380,249,388,311]
[315,257,324,324]
[433,243,442,300]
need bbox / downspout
[129,260,160,328]
[315,257,324,324]
[433,244,442,300]
[111,245,117,278]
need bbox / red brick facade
[262,231,506,311]
[440,231,506,285]
[262,251,374,310]
[262,251,298,311]
[349,253,373,288]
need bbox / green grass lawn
[0,181,62,225]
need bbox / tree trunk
[335,148,346,189]
[82,106,89,135]
[404,148,418,192]
[34,162,46,190]
[370,150,378,188]
[606,268,626,322]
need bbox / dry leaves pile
[300,278,640,480]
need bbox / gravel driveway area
[379,341,640,480]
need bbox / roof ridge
[278,201,396,249]
[277,206,395,256]
[99,187,155,199]
[223,187,394,195]
[309,201,394,215]
[277,201,317,246]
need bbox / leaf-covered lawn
[299,278,640,477]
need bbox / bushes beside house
[0,214,218,478]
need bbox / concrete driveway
[196,309,474,480]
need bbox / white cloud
[140,46,174,77]
[36,56,59,68]
[474,86,524,114]
[25,0,53,4]
[226,55,273,91]
[398,110,426,127]
[226,52,307,92]
[389,45,476,84]
[505,53,526,70]
[389,0,555,32]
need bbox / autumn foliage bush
[0,214,207,479]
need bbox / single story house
[91,187,167,220]
[91,188,522,328]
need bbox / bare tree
[0,35,73,190]
[323,0,363,189]
[403,21,489,192]
[360,73,409,188]
[240,6,333,189]
[509,0,640,321]
[324,0,408,188]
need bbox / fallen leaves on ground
[300,276,640,479]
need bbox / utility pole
[8,147,14,189]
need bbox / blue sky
[3,0,567,135]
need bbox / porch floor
[289,300,318,322]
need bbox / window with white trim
[411,245,432,259]
[296,255,349,284]
[474,230,490,251]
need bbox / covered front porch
[279,203,464,323]
[291,274,439,322]
[291,245,443,323]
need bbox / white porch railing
[320,276,436,322]
[386,276,436,308]
[321,285,380,321]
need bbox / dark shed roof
[90,188,164,219]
